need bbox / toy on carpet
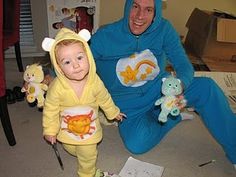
[155,76,186,123]
[21,63,48,108]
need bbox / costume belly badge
[116,49,160,87]
[61,108,96,141]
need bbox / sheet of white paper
[119,157,164,177]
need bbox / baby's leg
[63,143,98,177]
[75,144,97,177]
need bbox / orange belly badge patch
[116,49,160,87]
[61,107,96,141]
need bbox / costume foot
[158,115,167,123]
[181,112,194,121]
[95,169,120,177]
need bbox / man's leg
[184,77,236,164]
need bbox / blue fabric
[90,0,236,164]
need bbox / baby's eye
[77,56,83,60]
[63,60,70,65]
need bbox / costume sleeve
[163,21,194,89]
[42,81,61,136]
[95,77,120,120]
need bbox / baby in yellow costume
[42,28,125,177]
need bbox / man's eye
[132,4,138,9]
[147,8,154,13]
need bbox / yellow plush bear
[21,63,48,108]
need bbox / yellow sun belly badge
[61,107,96,141]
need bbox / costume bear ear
[78,29,91,42]
[42,37,55,52]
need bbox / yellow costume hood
[42,28,96,86]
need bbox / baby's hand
[42,74,54,86]
[22,81,29,91]
[44,135,57,145]
[115,113,126,122]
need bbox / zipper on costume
[135,35,140,51]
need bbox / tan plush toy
[21,63,48,108]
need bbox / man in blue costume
[90,0,236,169]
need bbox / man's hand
[175,95,187,110]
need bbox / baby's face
[56,42,90,82]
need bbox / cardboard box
[217,18,236,43]
[184,8,236,61]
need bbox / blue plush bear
[155,76,185,123]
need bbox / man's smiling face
[129,0,155,35]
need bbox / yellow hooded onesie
[42,28,120,145]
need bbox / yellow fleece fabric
[42,28,120,145]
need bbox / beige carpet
[0,57,236,177]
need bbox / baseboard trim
[4,46,46,58]
[4,52,46,58]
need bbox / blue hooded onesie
[90,0,236,164]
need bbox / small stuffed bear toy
[21,63,48,108]
[155,76,185,123]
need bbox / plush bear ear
[42,37,55,51]
[177,79,181,83]
[162,78,166,82]
[37,65,43,70]
[78,29,91,42]
[25,65,31,71]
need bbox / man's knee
[196,77,217,88]
[122,135,156,154]
[124,140,147,154]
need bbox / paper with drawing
[119,157,164,177]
